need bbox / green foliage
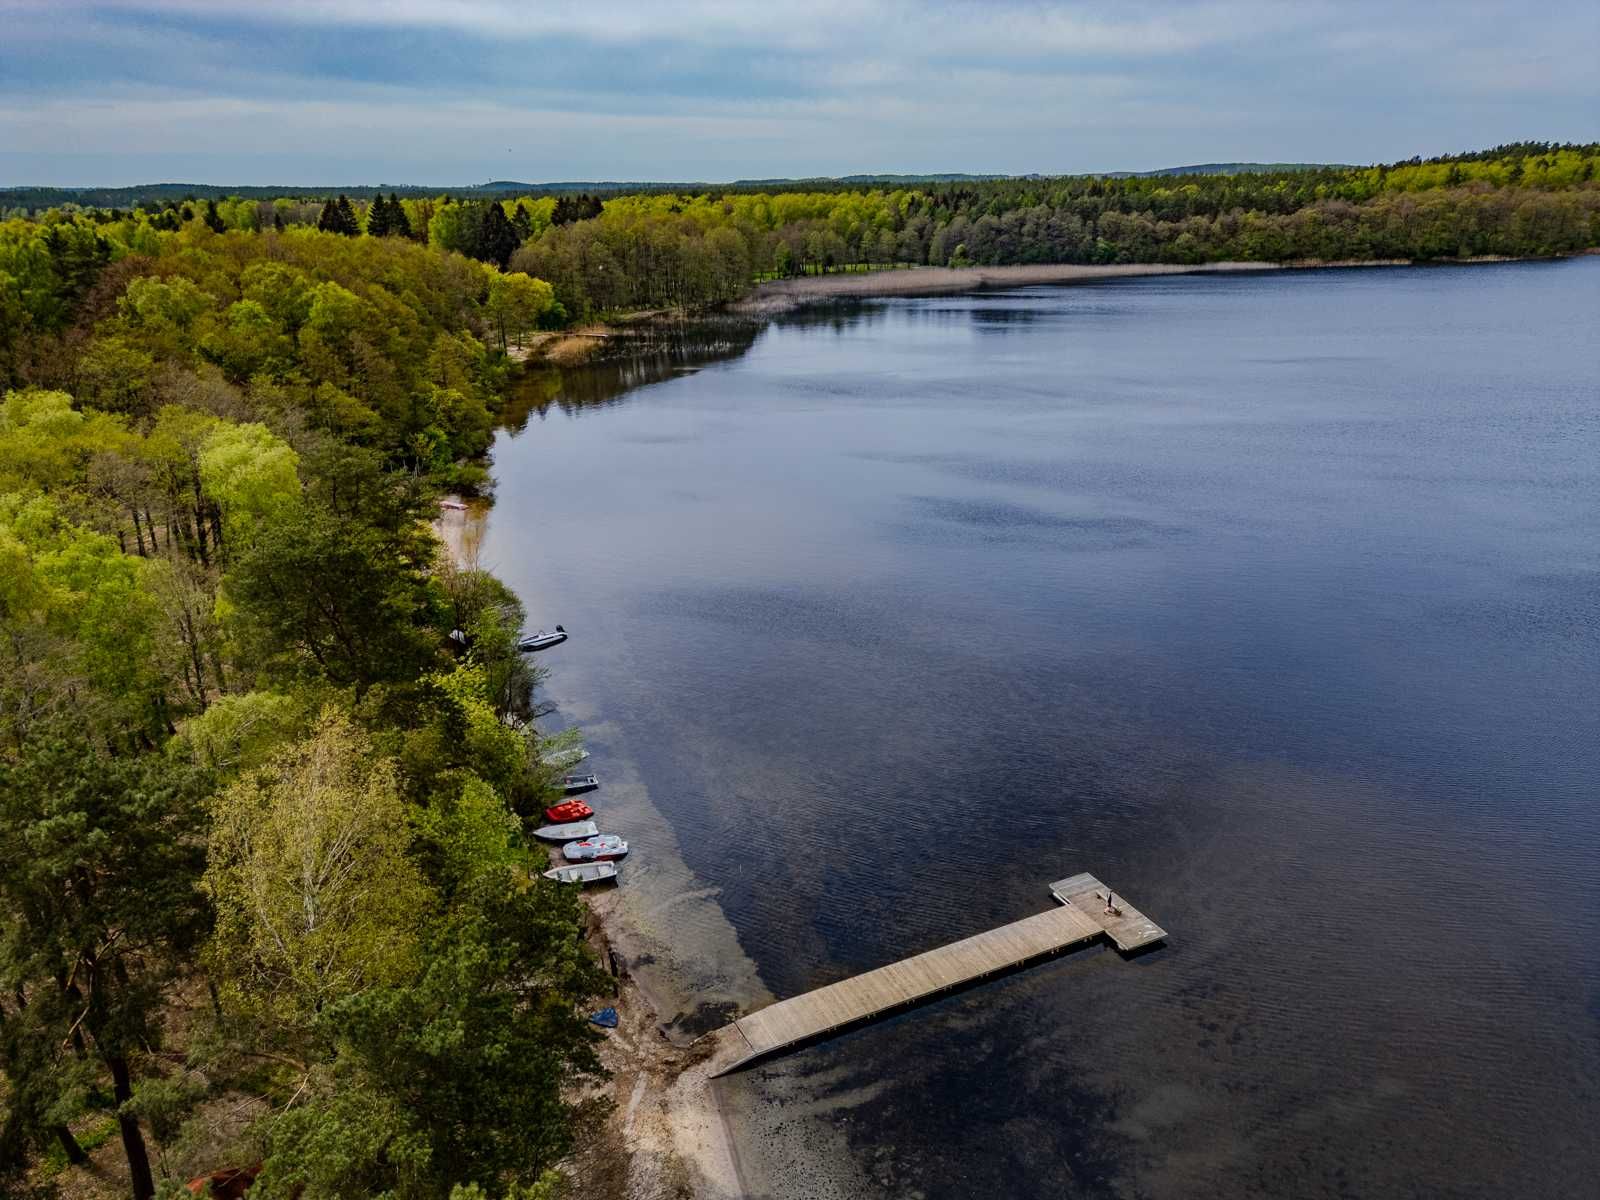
[0,723,209,1197]
[74,336,157,415]
[0,387,133,494]
[169,690,307,773]
[316,196,360,237]
[0,494,168,740]
[427,663,530,795]
[196,421,300,548]
[505,145,1600,314]
[484,271,561,351]
[222,498,440,695]
[122,1075,207,1155]
[204,708,432,1035]
[256,872,608,1200]
[0,178,610,1198]
[4,219,517,482]
[412,775,524,898]
[364,193,415,240]
[0,216,110,333]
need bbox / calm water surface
[483,261,1599,1199]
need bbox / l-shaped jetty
[714,873,1165,1074]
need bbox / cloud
[0,1,1594,185]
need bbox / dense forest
[0,142,1596,1198]
[509,143,1600,314]
[5,144,1596,327]
[0,206,599,1198]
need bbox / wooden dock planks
[716,873,1164,1074]
[1048,872,1168,951]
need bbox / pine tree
[366,193,391,237]
[388,193,413,239]
[0,726,210,1200]
[317,198,344,235]
[337,194,360,235]
[511,201,533,242]
[477,203,520,268]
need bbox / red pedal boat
[545,799,594,823]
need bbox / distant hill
[0,163,1386,213]
[475,172,1012,193]
[1106,162,1349,178]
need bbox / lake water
[481,259,1600,1199]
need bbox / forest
[0,142,1597,1198]
[0,212,597,1199]
[5,144,1597,327]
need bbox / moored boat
[533,819,599,842]
[562,834,629,862]
[562,774,599,794]
[544,861,618,885]
[517,625,567,652]
[544,799,594,823]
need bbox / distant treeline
[5,141,1591,214]
[5,143,1598,323]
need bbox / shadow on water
[501,319,764,430]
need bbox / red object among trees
[544,800,594,822]
[186,1164,262,1198]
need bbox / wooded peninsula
[0,141,1596,1200]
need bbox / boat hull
[533,820,599,842]
[518,630,568,652]
[544,801,594,823]
[544,862,618,885]
[562,836,629,862]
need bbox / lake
[480,259,1600,1199]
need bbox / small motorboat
[562,774,599,794]
[562,835,629,862]
[544,800,594,823]
[439,499,468,511]
[533,819,598,842]
[518,625,567,652]
[544,861,618,885]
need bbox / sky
[1,0,1595,187]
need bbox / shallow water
[482,259,1600,1199]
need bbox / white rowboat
[544,861,618,884]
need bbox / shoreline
[728,254,1558,314]
[511,254,1577,362]
[564,890,754,1200]
[434,499,763,1199]
[465,246,1589,1198]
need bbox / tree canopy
[0,183,605,1199]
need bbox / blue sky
[2,1,1595,186]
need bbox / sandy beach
[730,260,1286,313]
[726,257,1528,313]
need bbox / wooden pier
[714,873,1164,1074]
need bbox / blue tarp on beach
[588,1007,619,1028]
